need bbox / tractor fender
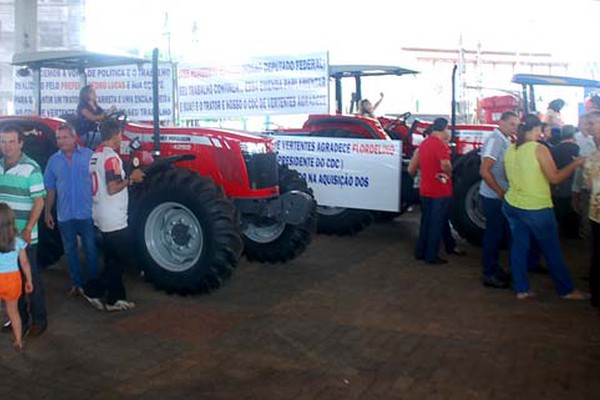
[140,154,196,176]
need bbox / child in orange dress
[0,203,33,350]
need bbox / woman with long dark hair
[502,114,587,299]
[76,85,115,148]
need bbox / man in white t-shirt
[82,119,144,312]
[572,113,598,239]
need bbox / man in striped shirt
[0,125,47,337]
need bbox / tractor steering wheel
[384,111,412,130]
[106,109,127,123]
[397,111,412,121]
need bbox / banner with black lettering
[13,63,174,121]
[275,135,402,212]
[178,52,329,119]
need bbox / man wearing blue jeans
[479,112,519,288]
[416,196,451,262]
[409,118,453,264]
[0,125,47,337]
[44,124,98,296]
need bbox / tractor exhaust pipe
[451,64,458,154]
[152,48,161,158]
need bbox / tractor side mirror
[129,137,142,151]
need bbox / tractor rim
[244,221,286,244]
[145,202,203,272]
[465,184,486,229]
[316,205,346,216]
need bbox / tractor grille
[243,152,279,189]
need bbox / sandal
[516,292,536,300]
[561,290,591,300]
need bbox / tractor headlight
[240,142,268,155]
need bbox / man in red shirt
[411,118,453,264]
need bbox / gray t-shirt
[479,129,509,199]
[572,131,597,193]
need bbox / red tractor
[450,73,600,243]
[4,49,317,295]
[272,64,495,243]
[277,68,600,245]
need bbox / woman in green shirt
[503,114,588,300]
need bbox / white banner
[275,135,402,212]
[178,52,329,119]
[14,69,80,117]
[13,63,174,121]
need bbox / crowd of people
[0,106,143,350]
[1,85,599,352]
[409,110,600,306]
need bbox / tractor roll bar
[152,48,160,157]
[451,64,458,152]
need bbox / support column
[15,0,38,52]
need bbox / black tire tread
[131,168,242,295]
[450,150,484,245]
[243,164,317,263]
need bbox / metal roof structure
[329,65,419,78]
[511,74,600,88]
[12,50,149,70]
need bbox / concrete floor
[0,212,599,400]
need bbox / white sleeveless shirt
[90,145,128,232]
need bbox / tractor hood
[124,122,274,148]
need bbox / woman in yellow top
[503,114,588,300]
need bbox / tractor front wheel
[243,165,316,263]
[316,206,375,235]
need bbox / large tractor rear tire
[450,150,485,245]
[310,128,375,235]
[131,168,242,295]
[243,165,316,263]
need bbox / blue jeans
[481,196,506,279]
[416,196,450,262]
[527,238,543,271]
[18,244,47,328]
[84,228,131,305]
[502,202,574,296]
[58,219,99,288]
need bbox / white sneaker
[82,293,105,311]
[105,300,136,312]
